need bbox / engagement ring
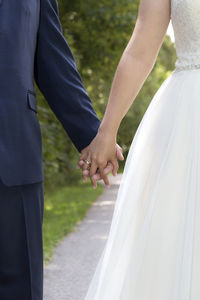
[84,159,91,166]
[84,159,91,170]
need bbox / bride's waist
[174,55,200,72]
[174,63,200,73]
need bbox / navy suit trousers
[0,179,44,300]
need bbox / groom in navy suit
[0,0,122,299]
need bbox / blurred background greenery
[35,0,177,261]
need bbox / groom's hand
[78,144,124,188]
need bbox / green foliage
[35,1,176,187]
[43,182,103,263]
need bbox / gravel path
[44,174,122,300]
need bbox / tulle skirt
[85,69,200,300]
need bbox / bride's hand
[78,129,124,187]
[80,145,124,188]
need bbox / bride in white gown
[79,0,200,298]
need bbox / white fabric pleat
[85,69,200,300]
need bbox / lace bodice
[171,0,200,70]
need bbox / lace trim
[174,63,200,72]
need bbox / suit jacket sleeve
[34,0,101,152]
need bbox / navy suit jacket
[0,0,101,186]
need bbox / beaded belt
[174,63,200,72]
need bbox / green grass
[43,182,103,263]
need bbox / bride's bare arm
[100,0,171,134]
[80,0,171,183]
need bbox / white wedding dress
[85,0,200,299]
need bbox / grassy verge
[43,182,103,263]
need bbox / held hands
[77,129,124,188]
